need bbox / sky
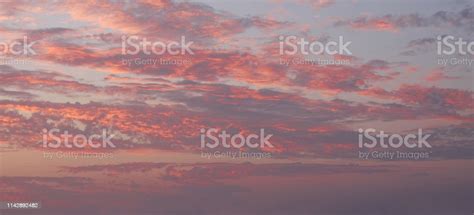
[0,0,473,214]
